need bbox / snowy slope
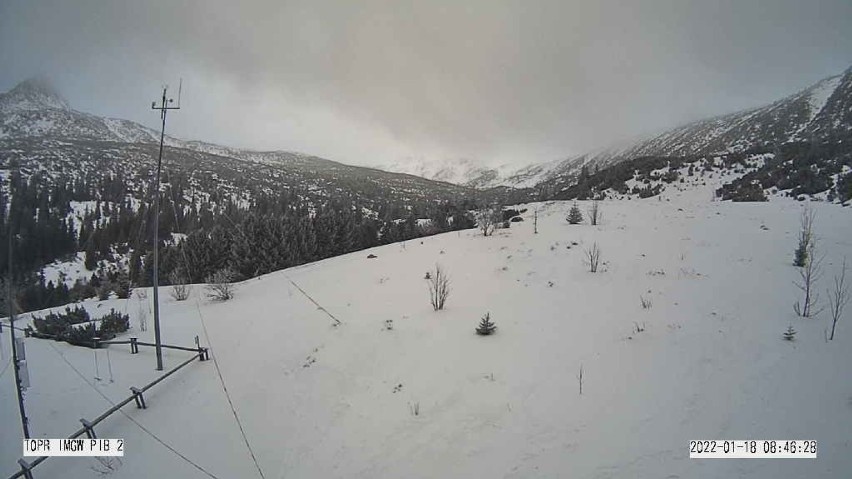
[3,185,852,478]
[577,67,852,166]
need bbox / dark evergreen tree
[567,202,583,224]
[476,312,497,335]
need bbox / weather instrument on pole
[150,80,182,371]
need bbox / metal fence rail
[8,344,208,479]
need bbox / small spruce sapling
[783,325,797,341]
[567,202,583,225]
[476,312,497,335]
[534,208,538,234]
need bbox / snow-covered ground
[41,253,89,288]
[3,184,852,478]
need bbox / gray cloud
[2,0,850,167]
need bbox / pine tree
[476,312,497,335]
[782,325,796,341]
[567,202,583,224]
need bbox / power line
[0,356,12,380]
[286,277,342,326]
[157,131,265,479]
[46,341,221,479]
[194,300,267,479]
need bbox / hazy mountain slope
[526,66,852,196]
[0,79,477,198]
[579,67,852,166]
[373,157,555,190]
[375,66,852,190]
[0,79,480,207]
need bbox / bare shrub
[793,205,815,267]
[585,242,601,273]
[428,263,450,310]
[793,241,824,318]
[588,200,602,226]
[577,364,583,395]
[827,258,850,340]
[168,270,192,301]
[205,269,236,301]
[135,290,149,332]
[640,295,652,309]
[475,205,501,237]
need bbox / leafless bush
[828,258,849,340]
[409,401,420,416]
[205,269,236,301]
[168,270,192,301]
[475,205,501,237]
[640,295,652,309]
[793,241,824,318]
[794,205,815,267]
[585,242,601,273]
[588,200,602,226]
[428,263,450,310]
[577,364,583,395]
[135,290,149,332]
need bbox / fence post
[80,418,97,439]
[17,459,34,479]
[130,387,147,409]
[130,337,138,354]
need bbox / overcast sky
[1,1,850,168]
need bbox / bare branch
[428,263,451,310]
[585,242,601,273]
[793,240,824,318]
[588,200,602,226]
[828,258,850,340]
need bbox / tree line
[1,168,478,313]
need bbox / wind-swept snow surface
[3,190,852,478]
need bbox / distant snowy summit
[0,77,71,112]
[371,157,566,189]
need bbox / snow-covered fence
[99,337,210,359]
[9,345,209,479]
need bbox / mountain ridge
[375,65,852,188]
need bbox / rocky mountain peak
[1,77,70,111]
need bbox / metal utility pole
[8,226,30,438]
[150,83,181,371]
